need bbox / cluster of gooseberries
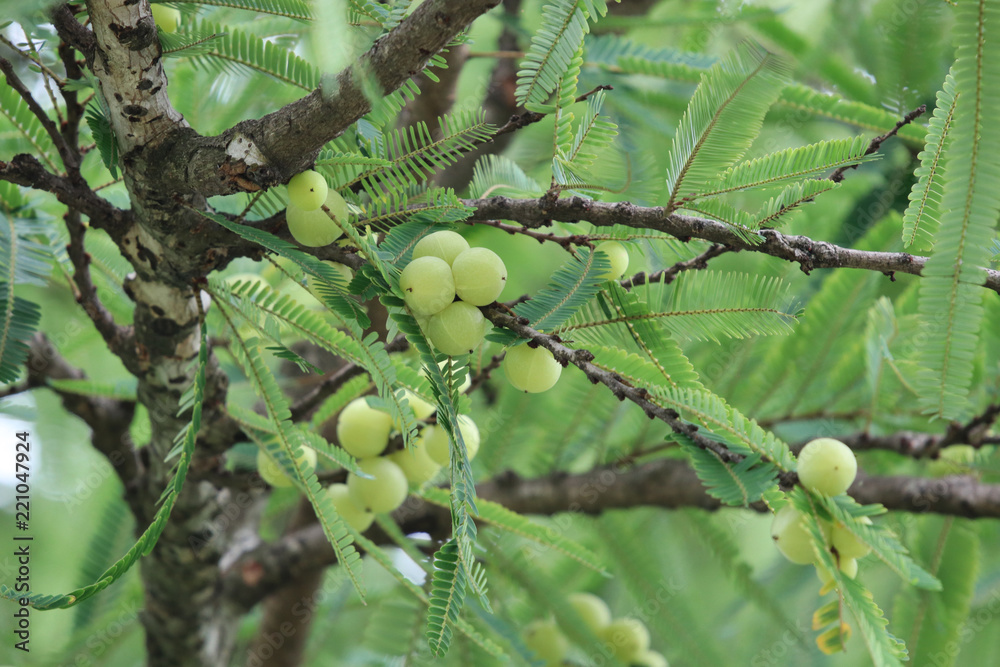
[400,231,507,356]
[285,170,351,248]
[771,438,871,586]
[523,592,667,666]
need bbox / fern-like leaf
[0,283,40,384]
[914,0,1000,420]
[675,432,778,506]
[902,71,958,250]
[469,154,542,199]
[508,247,611,335]
[665,42,789,210]
[185,19,319,89]
[515,0,611,109]
[0,75,58,171]
[418,487,608,575]
[697,135,877,198]
[170,0,311,20]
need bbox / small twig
[483,306,798,486]
[483,84,615,148]
[467,218,592,252]
[465,352,505,395]
[620,243,730,289]
[287,335,409,422]
[466,50,525,59]
[829,104,927,183]
[24,32,65,126]
[0,33,67,87]
[64,209,133,358]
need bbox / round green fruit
[503,344,562,393]
[595,241,629,281]
[797,438,857,496]
[568,592,612,635]
[771,505,830,565]
[257,446,317,488]
[601,618,650,662]
[286,190,348,247]
[451,247,507,306]
[347,457,409,514]
[424,416,480,467]
[403,389,436,421]
[523,619,569,663]
[413,230,470,266]
[151,4,180,33]
[400,256,456,317]
[816,557,859,588]
[831,517,872,560]
[336,398,393,459]
[386,436,441,485]
[326,483,375,532]
[427,301,485,356]
[286,170,329,211]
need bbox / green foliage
[0,74,57,171]
[183,18,319,89]
[419,486,608,575]
[516,0,612,109]
[892,518,979,667]
[915,0,1000,420]
[676,432,778,506]
[174,0,312,21]
[902,71,958,250]
[665,42,789,210]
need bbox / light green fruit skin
[632,650,670,667]
[427,301,486,356]
[400,256,456,317]
[286,170,329,211]
[601,618,650,662]
[336,398,394,459]
[797,438,858,496]
[771,505,831,565]
[595,241,630,281]
[568,592,612,635]
[424,416,481,466]
[286,190,348,247]
[257,446,317,488]
[831,517,872,560]
[326,483,375,532]
[403,389,436,421]
[451,247,507,306]
[347,457,409,514]
[816,557,859,587]
[523,619,569,663]
[503,344,562,393]
[413,230,470,266]
[386,438,441,485]
[151,4,180,32]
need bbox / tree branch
[462,196,1000,294]
[65,208,137,369]
[221,459,1000,610]
[25,333,139,486]
[155,0,502,198]
[0,153,130,238]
